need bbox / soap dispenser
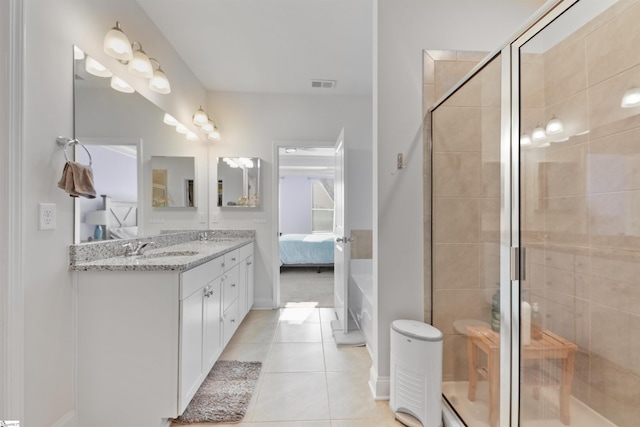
[531,302,542,340]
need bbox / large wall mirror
[73,46,201,243]
[217,157,261,208]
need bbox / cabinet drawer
[222,265,240,310]
[180,256,224,299]
[223,298,240,343]
[239,242,254,260]
[223,249,240,269]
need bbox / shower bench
[466,326,577,426]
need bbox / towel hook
[56,136,92,166]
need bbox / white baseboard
[252,298,274,310]
[52,410,76,427]
[368,366,390,400]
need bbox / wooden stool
[466,326,577,426]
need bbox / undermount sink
[142,250,199,259]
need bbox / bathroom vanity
[70,231,254,427]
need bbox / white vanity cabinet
[75,240,254,427]
[178,256,224,413]
[239,243,255,317]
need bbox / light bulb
[531,126,547,142]
[103,22,133,61]
[201,120,214,133]
[208,127,221,141]
[149,67,171,94]
[545,117,564,134]
[193,107,209,127]
[163,113,178,126]
[127,44,153,79]
[621,87,640,108]
[186,131,199,141]
[85,56,113,78]
[74,46,85,60]
[520,134,532,146]
[110,76,134,93]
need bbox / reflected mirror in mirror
[217,157,260,208]
[151,156,196,208]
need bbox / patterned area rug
[174,360,262,424]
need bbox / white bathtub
[349,259,373,348]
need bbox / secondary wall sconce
[531,125,547,142]
[85,56,113,78]
[545,116,564,134]
[621,87,640,108]
[191,106,221,141]
[110,76,134,93]
[103,21,171,94]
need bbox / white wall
[279,175,313,234]
[207,91,373,308]
[372,0,541,396]
[20,0,207,425]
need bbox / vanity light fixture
[520,134,532,146]
[176,123,188,135]
[127,42,153,79]
[103,21,133,61]
[545,116,564,134]
[193,107,209,127]
[110,75,135,93]
[621,87,640,108]
[186,131,199,141]
[163,113,179,126]
[149,58,171,94]
[85,56,113,78]
[201,120,214,133]
[207,126,221,141]
[73,45,85,60]
[531,125,547,142]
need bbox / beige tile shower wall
[350,229,372,259]
[428,51,503,382]
[520,0,640,424]
[424,50,486,326]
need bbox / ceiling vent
[311,79,336,89]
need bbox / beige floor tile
[232,320,278,343]
[326,370,390,420]
[265,343,325,373]
[331,418,405,427]
[274,322,323,343]
[319,308,337,323]
[251,372,330,422]
[219,341,272,362]
[321,322,335,343]
[323,342,372,372]
[278,307,321,324]
[245,309,281,324]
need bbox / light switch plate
[198,212,206,223]
[39,203,56,230]
[210,213,220,223]
[252,213,267,223]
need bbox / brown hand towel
[57,161,97,199]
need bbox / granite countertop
[70,231,254,272]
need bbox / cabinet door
[179,287,205,413]
[238,259,248,319]
[203,279,222,371]
[246,255,254,311]
[222,265,240,311]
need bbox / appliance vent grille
[311,79,336,89]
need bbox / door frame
[271,140,334,309]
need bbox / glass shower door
[518,0,640,425]
[432,53,507,426]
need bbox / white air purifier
[390,320,443,427]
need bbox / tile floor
[173,307,404,427]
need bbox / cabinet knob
[232,257,236,261]
[247,261,252,266]
[230,318,236,323]
[231,283,236,288]
[221,262,225,268]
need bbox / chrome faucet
[198,232,208,241]
[123,241,155,256]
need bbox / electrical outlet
[198,212,206,224]
[210,213,220,223]
[39,203,56,230]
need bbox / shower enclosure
[430,0,640,425]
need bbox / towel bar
[56,136,92,166]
